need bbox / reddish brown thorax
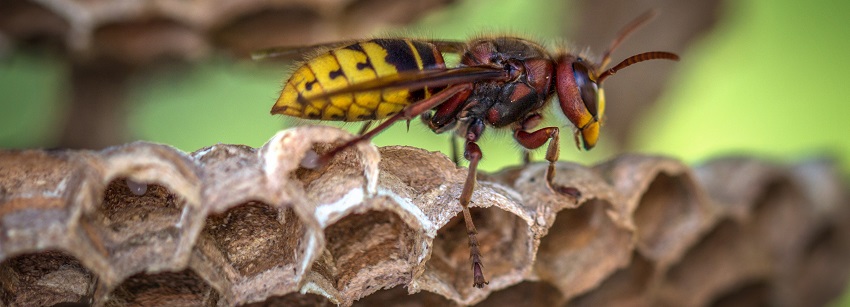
[426,37,556,132]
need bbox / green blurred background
[3,0,849,173]
[1,0,849,304]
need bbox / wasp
[254,11,678,288]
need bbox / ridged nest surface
[0,126,848,306]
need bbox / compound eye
[572,61,599,118]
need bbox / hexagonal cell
[92,18,206,64]
[425,206,534,302]
[378,146,459,196]
[657,220,771,307]
[567,252,655,307]
[200,201,313,304]
[102,269,219,306]
[0,0,69,47]
[243,292,333,307]
[534,199,633,301]
[258,126,381,201]
[207,202,302,277]
[707,281,770,307]
[0,150,91,260]
[784,224,850,306]
[0,250,96,306]
[749,180,812,260]
[351,286,453,307]
[191,143,319,304]
[192,144,272,214]
[84,178,189,279]
[213,7,322,57]
[293,142,373,201]
[77,142,203,286]
[632,173,704,265]
[343,0,450,28]
[693,158,784,219]
[475,281,563,307]
[312,206,420,303]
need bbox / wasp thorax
[456,37,556,128]
[462,37,549,67]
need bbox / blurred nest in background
[0,0,453,149]
[1,126,848,306]
[0,0,722,151]
[0,0,453,63]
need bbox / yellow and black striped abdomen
[271,39,446,121]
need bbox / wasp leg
[357,121,374,136]
[460,140,488,288]
[517,114,543,166]
[450,135,461,165]
[313,83,474,167]
[522,150,532,165]
[514,126,581,198]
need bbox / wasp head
[555,51,679,150]
[555,55,604,150]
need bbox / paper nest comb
[1,126,849,306]
[0,0,451,63]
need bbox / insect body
[256,11,678,289]
[271,39,446,121]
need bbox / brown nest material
[1,126,848,306]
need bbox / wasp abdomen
[272,39,446,121]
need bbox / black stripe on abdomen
[411,41,442,69]
[372,39,420,72]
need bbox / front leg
[513,126,581,198]
[517,113,542,165]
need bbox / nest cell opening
[103,269,220,306]
[352,285,453,306]
[475,281,564,307]
[750,180,809,255]
[660,219,769,307]
[0,0,70,49]
[213,7,321,57]
[242,292,333,307]
[0,250,95,306]
[205,201,306,278]
[534,199,632,298]
[791,224,850,307]
[568,252,655,306]
[429,207,532,295]
[294,143,365,190]
[633,173,699,260]
[708,280,771,307]
[93,18,202,64]
[317,208,417,295]
[87,178,186,269]
[378,147,454,195]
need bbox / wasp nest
[1,126,848,306]
[0,0,451,63]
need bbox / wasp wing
[253,39,467,60]
[297,66,506,104]
[251,41,356,60]
[423,39,467,53]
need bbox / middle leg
[459,139,487,288]
[457,117,488,288]
[517,113,543,166]
[513,125,581,198]
[450,135,461,165]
